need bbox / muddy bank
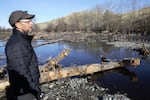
[106,41,150,48]
[0,77,130,100]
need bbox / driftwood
[40,58,140,83]
[133,44,150,56]
[0,49,140,91]
[141,44,150,56]
[40,49,70,71]
[33,39,63,47]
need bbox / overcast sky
[1,0,150,28]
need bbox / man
[5,10,43,100]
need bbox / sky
[1,0,150,28]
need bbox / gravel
[41,77,107,100]
[40,77,130,100]
[0,77,130,100]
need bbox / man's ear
[15,22,21,29]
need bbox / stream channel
[0,40,150,100]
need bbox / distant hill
[36,6,150,33]
[35,22,50,31]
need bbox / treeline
[36,5,150,36]
[0,27,11,39]
[0,27,11,33]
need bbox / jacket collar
[13,28,33,42]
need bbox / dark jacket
[5,29,41,99]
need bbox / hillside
[35,6,150,33]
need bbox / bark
[141,44,150,56]
[40,58,140,83]
[39,49,70,72]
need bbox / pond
[0,40,150,100]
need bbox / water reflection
[62,41,115,58]
[89,67,138,83]
[0,40,6,66]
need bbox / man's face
[16,19,33,33]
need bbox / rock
[41,77,107,100]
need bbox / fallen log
[0,80,9,91]
[0,57,140,91]
[141,44,150,55]
[40,48,70,71]
[33,39,63,47]
[40,58,140,83]
[133,44,150,56]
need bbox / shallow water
[0,40,150,100]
